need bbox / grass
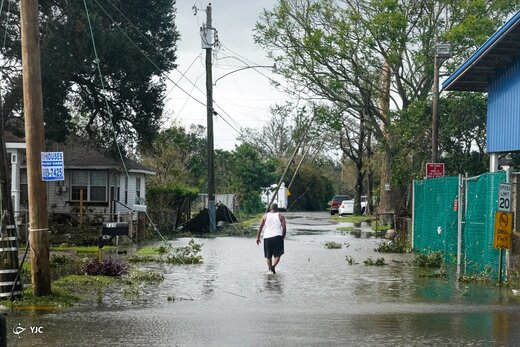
[5,274,114,309]
[331,215,373,223]
[122,271,165,285]
[336,226,355,233]
[51,245,115,253]
[371,224,392,231]
[135,245,169,256]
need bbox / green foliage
[323,241,342,249]
[147,183,199,200]
[374,242,408,253]
[142,125,208,189]
[122,271,165,285]
[2,0,179,150]
[129,239,203,264]
[364,257,387,266]
[413,252,443,268]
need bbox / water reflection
[264,273,284,296]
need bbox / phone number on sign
[43,167,63,179]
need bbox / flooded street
[5,212,520,346]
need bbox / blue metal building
[443,11,520,171]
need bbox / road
[5,211,520,346]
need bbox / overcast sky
[165,0,287,150]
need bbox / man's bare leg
[266,257,273,271]
[271,256,281,273]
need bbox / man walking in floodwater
[256,203,287,274]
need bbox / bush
[413,252,443,268]
[81,257,127,276]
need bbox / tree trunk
[353,166,364,215]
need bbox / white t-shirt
[263,212,283,239]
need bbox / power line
[94,0,246,135]
[83,0,129,179]
[92,0,206,107]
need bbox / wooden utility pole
[20,0,51,296]
[204,3,216,232]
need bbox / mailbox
[102,222,129,236]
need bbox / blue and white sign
[41,152,64,181]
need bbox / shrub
[413,252,443,268]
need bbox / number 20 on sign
[493,211,513,250]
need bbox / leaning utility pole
[20,0,51,296]
[202,3,216,232]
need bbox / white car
[338,196,368,215]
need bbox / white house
[5,133,154,221]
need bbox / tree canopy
[1,0,179,151]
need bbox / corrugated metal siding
[487,58,520,153]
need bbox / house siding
[487,58,520,153]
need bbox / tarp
[181,204,237,232]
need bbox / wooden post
[20,0,51,296]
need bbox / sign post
[494,210,513,284]
[496,183,512,284]
[426,163,445,179]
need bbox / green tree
[1,0,179,151]
[255,0,516,214]
[142,125,207,189]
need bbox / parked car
[338,196,368,215]
[329,195,350,215]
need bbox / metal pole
[205,4,216,232]
[411,180,415,249]
[20,0,51,296]
[457,174,463,277]
[432,54,439,163]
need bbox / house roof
[4,132,25,143]
[443,11,520,92]
[52,140,155,174]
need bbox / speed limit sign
[498,183,512,212]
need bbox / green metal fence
[464,172,506,274]
[413,172,507,276]
[413,176,459,262]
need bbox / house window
[135,177,141,204]
[20,170,28,208]
[71,171,107,202]
[124,177,128,205]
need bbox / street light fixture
[214,64,275,85]
[431,42,452,163]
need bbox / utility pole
[431,54,439,163]
[20,0,51,296]
[203,3,216,232]
[431,43,452,163]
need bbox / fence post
[411,180,415,250]
[457,174,463,277]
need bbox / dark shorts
[264,235,284,258]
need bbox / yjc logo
[12,324,44,338]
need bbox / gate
[413,171,508,276]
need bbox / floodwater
[4,212,520,346]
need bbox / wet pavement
[4,212,520,346]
